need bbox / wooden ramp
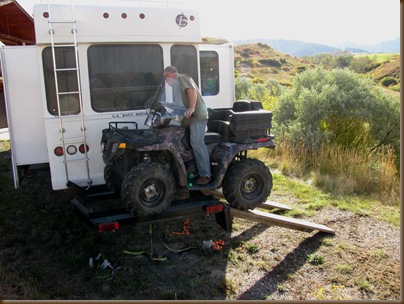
[231,208,335,234]
[202,189,334,234]
[201,189,292,211]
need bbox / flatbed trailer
[69,182,233,232]
[69,182,335,235]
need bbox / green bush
[274,67,400,160]
[389,84,400,92]
[348,57,373,73]
[296,66,306,73]
[258,58,281,67]
[234,77,282,110]
[256,42,272,49]
[380,76,398,87]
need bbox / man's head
[163,66,178,86]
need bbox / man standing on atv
[163,66,211,185]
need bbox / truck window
[88,44,163,112]
[200,51,219,96]
[42,47,81,116]
[170,45,198,85]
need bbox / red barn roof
[0,0,35,45]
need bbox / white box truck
[1,1,235,190]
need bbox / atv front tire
[222,158,272,210]
[121,163,175,216]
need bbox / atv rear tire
[222,158,272,210]
[121,163,175,216]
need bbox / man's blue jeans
[189,119,211,177]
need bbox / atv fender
[137,143,189,187]
[210,140,275,184]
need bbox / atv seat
[204,131,224,144]
[207,109,232,142]
[232,100,264,112]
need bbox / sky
[17,0,400,47]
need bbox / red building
[0,0,35,128]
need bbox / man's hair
[164,66,178,74]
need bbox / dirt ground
[0,90,8,129]
[0,142,401,301]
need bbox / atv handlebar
[144,101,186,128]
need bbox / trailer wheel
[222,158,272,210]
[104,165,121,193]
[121,163,175,216]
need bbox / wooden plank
[230,208,335,234]
[201,189,293,211]
[260,200,292,211]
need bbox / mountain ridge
[232,37,400,57]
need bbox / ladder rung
[55,68,79,72]
[61,136,87,143]
[49,21,76,24]
[57,91,81,96]
[64,157,89,164]
[51,44,77,48]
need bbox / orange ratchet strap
[214,240,225,250]
[171,218,190,235]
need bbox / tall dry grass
[262,139,400,205]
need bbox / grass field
[0,140,400,300]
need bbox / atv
[101,92,275,217]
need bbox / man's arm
[185,88,197,118]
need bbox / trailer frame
[69,182,335,235]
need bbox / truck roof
[33,3,201,45]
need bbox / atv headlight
[145,112,162,127]
[151,113,162,127]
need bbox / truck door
[0,45,48,188]
[199,43,235,109]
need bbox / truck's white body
[0,2,235,190]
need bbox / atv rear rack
[69,182,334,234]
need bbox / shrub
[258,58,282,67]
[274,67,400,159]
[380,76,398,87]
[308,253,324,265]
[389,84,400,92]
[239,48,254,58]
[256,42,271,49]
[296,66,306,73]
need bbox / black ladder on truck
[47,1,92,187]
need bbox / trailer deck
[69,182,335,235]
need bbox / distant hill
[233,37,400,57]
[345,47,370,54]
[233,43,313,85]
[336,38,400,54]
[234,39,339,57]
[233,42,400,94]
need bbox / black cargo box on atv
[207,100,273,144]
[229,110,272,143]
